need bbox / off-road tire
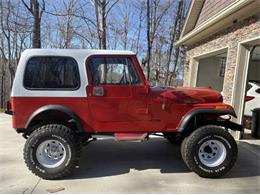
[181,136,188,162]
[24,124,81,180]
[182,125,237,178]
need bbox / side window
[24,56,80,89]
[89,57,141,85]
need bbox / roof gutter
[176,0,252,46]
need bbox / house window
[219,57,226,77]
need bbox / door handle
[93,87,105,96]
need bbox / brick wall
[184,14,260,103]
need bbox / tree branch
[44,10,97,27]
[21,0,33,14]
[105,0,119,18]
[40,0,45,18]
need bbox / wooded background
[0,0,190,109]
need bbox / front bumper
[216,119,244,132]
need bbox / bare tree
[0,0,31,108]
[54,0,76,48]
[92,0,107,49]
[167,0,188,86]
[154,33,164,85]
[143,0,172,81]
[21,0,45,48]
[91,0,119,49]
[120,1,130,50]
[164,1,183,85]
[0,37,7,109]
[134,3,144,54]
[107,20,120,49]
[146,0,151,80]
[44,1,98,49]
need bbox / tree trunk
[168,46,180,85]
[22,0,45,48]
[164,0,183,86]
[135,6,143,54]
[95,0,107,49]
[32,0,41,48]
[146,0,151,81]
[0,65,5,109]
[168,0,186,86]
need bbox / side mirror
[93,86,105,96]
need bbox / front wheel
[24,124,81,179]
[182,125,237,178]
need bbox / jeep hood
[150,86,223,104]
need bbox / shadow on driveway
[67,138,260,180]
[224,141,260,179]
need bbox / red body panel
[11,54,231,133]
[11,88,230,133]
[11,95,187,132]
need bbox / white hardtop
[22,48,135,59]
[12,49,135,98]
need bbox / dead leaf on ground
[46,186,65,193]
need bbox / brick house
[176,0,260,139]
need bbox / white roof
[22,48,135,58]
[12,49,136,98]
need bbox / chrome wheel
[36,139,67,168]
[198,139,227,167]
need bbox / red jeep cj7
[6,49,243,179]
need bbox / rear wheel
[182,125,237,178]
[24,124,81,179]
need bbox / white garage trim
[231,36,260,139]
[189,47,229,88]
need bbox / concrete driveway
[0,113,260,193]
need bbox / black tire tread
[23,124,81,180]
[182,125,237,178]
[181,136,188,164]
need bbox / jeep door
[86,55,149,131]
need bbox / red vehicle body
[6,49,242,180]
[12,87,232,133]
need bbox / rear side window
[24,56,80,90]
[88,57,141,85]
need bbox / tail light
[245,96,255,102]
